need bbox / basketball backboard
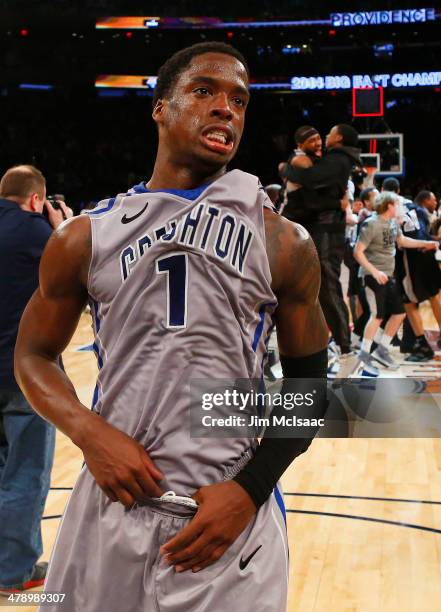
[358,133,403,176]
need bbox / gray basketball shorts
[41,470,288,612]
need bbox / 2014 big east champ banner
[290,72,441,91]
[331,9,436,27]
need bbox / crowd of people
[271,124,441,377]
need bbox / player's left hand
[160,480,256,573]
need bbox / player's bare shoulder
[40,214,91,294]
[263,208,320,299]
[291,154,313,169]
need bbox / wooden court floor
[3,311,441,612]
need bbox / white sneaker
[327,350,340,379]
[337,352,359,378]
[351,333,361,350]
[372,345,399,370]
[357,350,380,377]
[328,340,341,358]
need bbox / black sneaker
[0,561,48,595]
[414,341,434,359]
[400,343,414,354]
[404,352,431,363]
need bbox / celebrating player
[15,42,328,611]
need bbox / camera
[43,194,67,220]
[47,195,62,210]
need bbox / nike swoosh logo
[121,202,149,224]
[239,545,262,570]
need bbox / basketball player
[279,125,322,226]
[15,43,328,611]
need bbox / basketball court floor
[3,308,441,612]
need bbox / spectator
[357,187,378,226]
[381,176,411,218]
[0,165,71,595]
[381,176,401,194]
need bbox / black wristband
[280,349,328,379]
[233,348,328,509]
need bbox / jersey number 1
[155,253,188,328]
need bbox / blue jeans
[0,390,55,587]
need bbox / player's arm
[396,234,438,250]
[161,212,328,573]
[281,155,336,190]
[231,212,329,506]
[292,154,313,169]
[266,210,328,356]
[285,154,312,191]
[14,216,164,506]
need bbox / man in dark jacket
[281,124,361,359]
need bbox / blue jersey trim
[92,342,104,370]
[88,197,116,216]
[90,299,103,411]
[252,303,268,352]
[91,384,100,411]
[91,299,101,333]
[274,485,287,524]
[131,182,209,201]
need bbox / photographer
[0,165,71,594]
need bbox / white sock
[361,338,373,353]
[381,334,393,348]
[374,329,383,344]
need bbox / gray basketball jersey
[86,169,277,495]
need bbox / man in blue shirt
[0,165,70,594]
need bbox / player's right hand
[79,417,164,507]
[422,240,438,251]
[373,270,388,285]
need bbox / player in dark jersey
[15,42,328,611]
